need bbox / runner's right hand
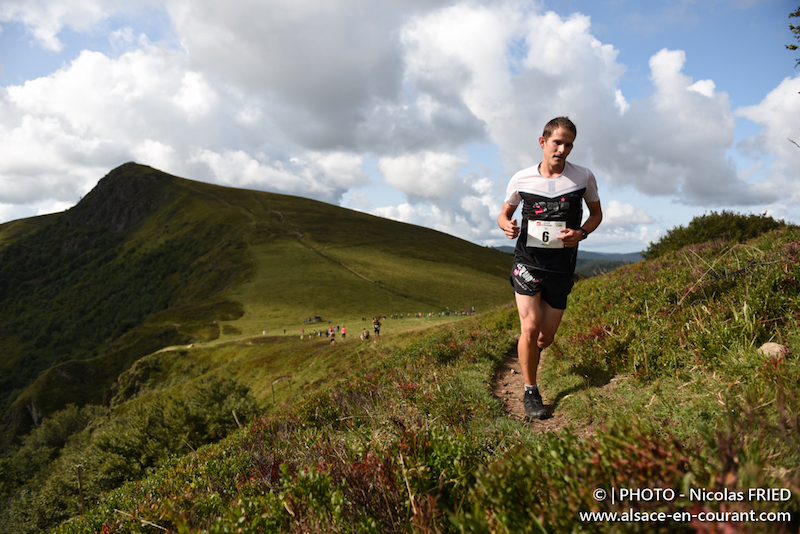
[504,218,520,239]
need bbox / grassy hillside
[0,163,512,448]
[4,224,795,533]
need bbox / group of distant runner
[299,324,346,343]
[295,307,477,345]
[297,316,382,344]
[388,307,475,319]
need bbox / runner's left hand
[557,229,581,248]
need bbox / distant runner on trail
[497,117,603,420]
[372,316,381,342]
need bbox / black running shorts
[510,262,574,310]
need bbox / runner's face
[539,127,575,170]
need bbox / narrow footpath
[492,340,595,437]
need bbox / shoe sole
[525,408,550,420]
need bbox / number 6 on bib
[527,220,565,249]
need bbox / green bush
[3,404,106,485]
[643,210,788,260]
[0,376,257,534]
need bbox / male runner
[497,117,603,419]
[372,316,381,342]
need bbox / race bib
[527,220,566,249]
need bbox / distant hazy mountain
[577,251,643,263]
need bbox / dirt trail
[491,340,595,437]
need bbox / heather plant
[457,420,797,534]
[456,424,697,533]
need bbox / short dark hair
[542,117,576,140]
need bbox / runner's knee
[520,321,540,342]
[538,331,555,348]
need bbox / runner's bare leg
[515,292,565,386]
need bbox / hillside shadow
[547,360,616,412]
[566,362,616,388]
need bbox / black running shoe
[523,387,548,420]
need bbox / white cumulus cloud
[736,74,800,213]
[603,200,654,227]
[378,152,465,201]
[589,48,775,206]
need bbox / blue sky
[1,0,798,253]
